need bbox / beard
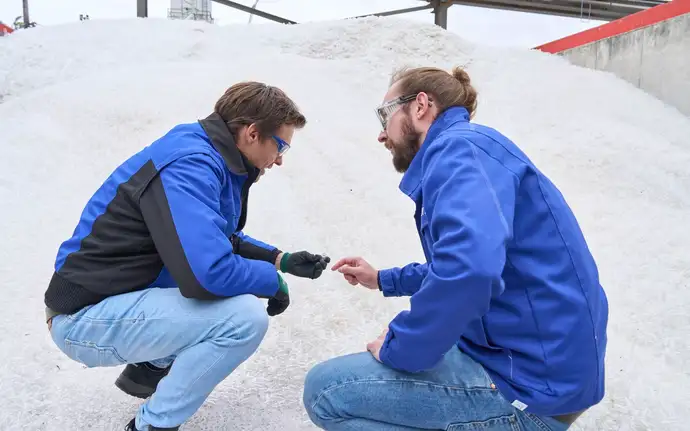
[388,113,421,173]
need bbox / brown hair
[214,81,307,137]
[390,66,478,119]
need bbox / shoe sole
[115,375,155,399]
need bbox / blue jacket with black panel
[44,113,281,316]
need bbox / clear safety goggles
[375,94,417,130]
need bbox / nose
[274,155,283,166]
[378,130,387,143]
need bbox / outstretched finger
[331,257,360,271]
[337,264,365,278]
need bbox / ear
[414,92,432,119]
[246,123,259,143]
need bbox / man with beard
[302,66,608,430]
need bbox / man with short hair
[303,66,608,430]
[45,81,330,431]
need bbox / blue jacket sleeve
[378,263,428,297]
[139,153,280,300]
[378,136,515,372]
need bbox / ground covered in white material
[1,17,689,431]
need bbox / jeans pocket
[447,413,521,430]
[63,338,127,368]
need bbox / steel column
[433,0,451,29]
[137,0,147,18]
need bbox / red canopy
[0,23,14,35]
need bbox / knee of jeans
[224,295,269,344]
[303,359,341,420]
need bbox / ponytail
[451,66,472,86]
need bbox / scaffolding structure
[138,0,672,28]
[167,0,214,23]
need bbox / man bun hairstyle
[390,65,478,119]
[214,81,307,138]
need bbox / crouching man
[303,66,608,430]
[45,81,330,430]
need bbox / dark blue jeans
[303,347,569,430]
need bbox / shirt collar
[198,112,259,179]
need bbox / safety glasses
[272,135,290,156]
[375,94,417,130]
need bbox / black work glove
[267,273,290,316]
[279,251,331,279]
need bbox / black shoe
[115,362,171,399]
[124,417,180,431]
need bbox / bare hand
[366,328,389,362]
[331,256,379,290]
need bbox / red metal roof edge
[534,0,690,53]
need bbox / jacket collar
[198,112,260,180]
[398,106,470,200]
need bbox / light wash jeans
[49,287,269,430]
[303,347,570,431]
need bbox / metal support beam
[137,0,147,18]
[348,5,434,19]
[432,0,451,29]
[210,0,296,24]
[140,0,662,28]
[22,0,30,28]
[441,0,663,21]
[446,0,651,21]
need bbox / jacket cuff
[377,269,399,297]
[269,248,282,266]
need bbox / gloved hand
[267,273,290,316]
[279,251,330,279]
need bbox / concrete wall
[535,1,690,117]
[561,13,690,116]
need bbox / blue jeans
[48,287,268,430]
[303,347,569,431]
